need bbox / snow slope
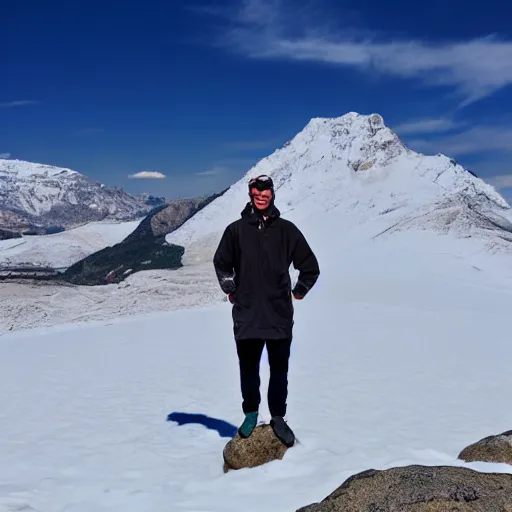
[1,227,512,511]
[0,219,141,268]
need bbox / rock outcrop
[297,465,512,512]
[223,424,291,472]
[459,429,512,465]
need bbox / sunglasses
[249,175,274,191]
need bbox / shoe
[270,416,295,447]
[238,412,258,438]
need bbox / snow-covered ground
[0,263,221,334]
[0,219,141,268]
[0,238,25,251]
[1,225,512,512]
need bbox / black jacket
[213,202,320,340]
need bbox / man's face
[250,188,272,211]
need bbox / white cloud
[128,171,167,179]
[393,118,463,135]
[487,174,512,189]
[409,126,512,156]
[0,100,40,108]
[200,0,512,105]
[0,152,11,159]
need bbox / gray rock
[459,429,512,465]
[149,200,204,237]
[297,465,512,512]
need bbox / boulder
[459,429,512,465]
[223,424,291,472]
[297,465,512,512]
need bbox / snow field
[1,228,512,511]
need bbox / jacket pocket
[233,291,252,309]
[269,290,293,322]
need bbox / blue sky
[3,0,512,201]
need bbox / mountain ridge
[0,158,158,233]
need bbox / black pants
[236,338,292,417]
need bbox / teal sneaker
[238,412,258,438]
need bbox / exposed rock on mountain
[138,192,167,207]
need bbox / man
[213,174,320,447]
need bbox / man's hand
[228,292,235,304]
[292,281,308,300]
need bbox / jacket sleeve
[291,226,320,298]
[213,224,237,295]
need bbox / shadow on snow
[167,411,238,438]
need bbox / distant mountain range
[0,158,166,237]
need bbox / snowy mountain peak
[302,112,396,145]
[285,111,407,174]
[249,111,506,212]
[304,111,387,136]
[0,158,154,233]
[0,158,79,180]
[167,111,512,254]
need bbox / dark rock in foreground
[459,429,512,465]
[297,465,512,512]
[223,424,291,472]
